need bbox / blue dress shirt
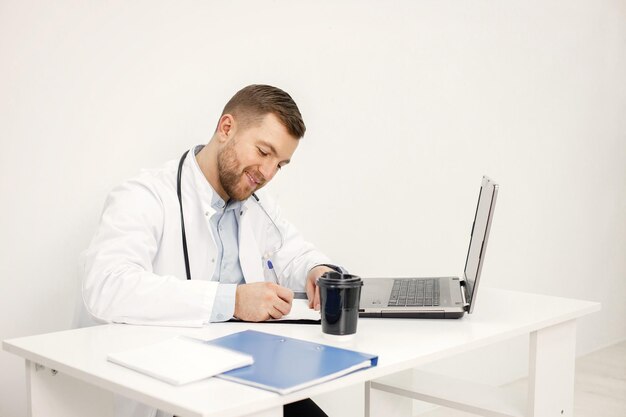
[208,190,244,322]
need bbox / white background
[1,1,624,416]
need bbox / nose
[259,160,278,182]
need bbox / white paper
[107,336,253,385]
[270,299,321,322]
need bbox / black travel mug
[318,272,363,337]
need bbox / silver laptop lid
[463,176,498,313]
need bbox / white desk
[3,288,599,417]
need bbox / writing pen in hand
[267,260,309,301]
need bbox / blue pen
[267,259,280,283]
[267,259,307,299]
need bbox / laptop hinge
[459,279,470,311]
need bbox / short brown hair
[221,84,306,138]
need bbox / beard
[217,140,264,201]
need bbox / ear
[216,114,235,142]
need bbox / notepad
[107,336,253,385]
[269,299,321,322]
[207,330,377,394]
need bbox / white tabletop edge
[1,289,602,417]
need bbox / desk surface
[3,288,600,417]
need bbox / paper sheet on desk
[187,300,320,337]
[268,299,321,322]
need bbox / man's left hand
[305,265,334,311]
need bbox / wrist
[312,264,348,274]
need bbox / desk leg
[528,319,577,417]
[365,369,414,417]
[25,360,115,417]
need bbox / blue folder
[206,330,378,394]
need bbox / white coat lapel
[238,204,265,283]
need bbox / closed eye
[256,143,290,171]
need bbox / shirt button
[204,211,210,216]
[211,258,215,263]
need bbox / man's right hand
[233,282,294,322]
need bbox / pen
[267,260,308,300]
[266,259,279,282]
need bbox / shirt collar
[210,190,243,213]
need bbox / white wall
[1,1,624,416]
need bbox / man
[82,85,339,417]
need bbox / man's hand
[306,265,334,311]
[234,282,294,322]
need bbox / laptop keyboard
[388,279,440,307]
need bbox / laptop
[359,176,499,319]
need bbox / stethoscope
[176,149,284,281]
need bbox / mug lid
[317,277,363,288]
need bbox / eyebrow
[259,141,291,165]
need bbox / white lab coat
[81,147,332,416]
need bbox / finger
[274,297,292,316]
[268,305,284,319]
[306,280,315,309]
[314,286,321,311]
[275,285,294,303]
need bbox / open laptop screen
[463,176,498,312]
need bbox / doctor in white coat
[82,85,338,417]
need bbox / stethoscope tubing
[176,149,284,280]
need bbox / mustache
[245,169,266,185]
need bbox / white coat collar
[186,145,219,218]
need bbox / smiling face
[216,112,299,201]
